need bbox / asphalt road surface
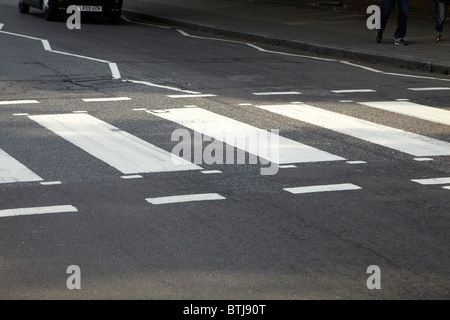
[0,0,449,300]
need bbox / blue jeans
[380,0,408,39]
[436,0,448,35]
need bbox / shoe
[437,36,444,44]
[376,30,383,43]
[395,38,408,45]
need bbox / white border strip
[331,89,376,93]
[284,183,362,194]
[82,97,131,102]
[0,100,39,105]
[0,205,78,218]
[408,87,450,91]
[412,177,450,185]
[146,193,226,205]
[253,92,302,96]
[167,94,217,99]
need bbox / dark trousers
[380,0,408,39]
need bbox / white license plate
[78,6,102,12]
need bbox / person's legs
[394,0,408,40]
[436,0,447,37]
[380,0,396,31]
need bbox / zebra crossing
[1,97,449,195]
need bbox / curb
[122,10,450,76]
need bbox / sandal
[437,36,444,44]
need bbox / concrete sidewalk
[121,0,450,76]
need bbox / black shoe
[376,30,383,43]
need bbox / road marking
[408,87,450,91]
[28,113,202,174]
[278,165,297,169]
[0,205,78,218]
[148,107,345,164]
[443,186,450,190]
[414,158,434,162]
[40,181,62,186]
[146,193,226,205]
[254,104,450,157]
[346,161,367,164]
[253,92,302,96]
[82,97,131,102]
[358,101,450,126]
[201,170,223,174]
[121,175,143,179]
[411,177,450,185]
[0,100,38,105]
[0,148,43,184]
[331,89,376,93]
[284,183,362,194]
[167,94,217,99]
[125,80,201,94]
[13,113,30,116]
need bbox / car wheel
[108,11,121,25]
[18,0,30,14]
[43,3,56,21]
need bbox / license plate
[78,6,102,12]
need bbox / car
[18,0,123,24]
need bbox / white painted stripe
[108,63,121,80]
[331,89,376,93]
[13,113,30,116]
[133,108,146,111]
[40,181,62,185]
[358,101,450,126]
[253,92,302,96]
[146,193,225,205]
[254,104,450,157]
[125,80,201,94]
[0,24,4,31]
[148,107,345,164]
[201,170,223,174]
[0,100,39,105]
[346,161,367,164]
[41,39,52,51]
[414,158,434,162]
[278,165,297,168]
[28,113,202,174]
[0,205,78,218]
[167,94,217,98]
[239,103,253,106]
[82,97,131,102]
[284,183,362,194]
[0,148,43,184]
[412,177,450,185]
[408,87,450,91]
[339,100,354,103]
[443,186,450,190]
[121,175,143,179]
[395,99,410,101]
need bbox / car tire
[108,11,121,25]
[43,4,57,21]
[18,1,30,14]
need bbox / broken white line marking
[121,175,143,179]
[331,89,376,93]
[253,92,302,96]
[408,87,450,91]
[167,94,217,99]
[0,205,78,218]
[82,97,131,102]
[284,183,362,194]
[40,181,62,186]
[411,177,450,185]
[146,193,226,205]
[0,100,39,105]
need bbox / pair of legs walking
[376,0,408,45]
